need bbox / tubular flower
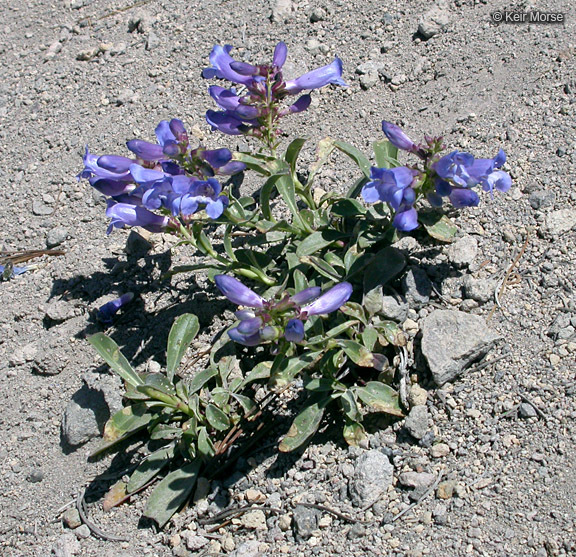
[97,292,135,325]
[214,275,352,346]
[362,120,512,230]
[203,42,347,147]
[77,119,245,233]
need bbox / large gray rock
[404,405,429,440]
[543,209,576,237]
[420,310,500,386]
[349,450,394,507]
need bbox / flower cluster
[215,275,352,346]
[78,119,245,233]
[203,42,346,148]
[362,121,512,231]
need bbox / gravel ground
[1,0,575,556]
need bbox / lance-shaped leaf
[333,140,371,178]
[197,427,215,459]
[330,198,366,217]
[276,175,311,233]
[143,458,202,528]
[231,392,257,416]
[343,420,367,447]
[378,320,408,347]
[166,314,200,382]
[339,390,362,422]
[285,137,307,175]
[206,403,230,431]
[239,361,272,389]
[269,351,322,390]
[279,395,332,452]
[90,403,154,458]
[306,320,359,346]
[419,212,458,243]
[356,382,403,417]
[339,340,374,367]
[299,255,342,281]
[88,333,143,388]
[373,139,399,169]
[295,230,347,257]
[127,444,175,493]
[188,367,218,395]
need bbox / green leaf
[330,198,367,217]
[231,393,257,416]
[197,427,215,459]
[259,174,282,221]
[233,152,284,176]
[363,247,406,292]
[143,458,202,528]
[269,351,322,390]
[206,403,231,431]
[306,320,359,345]
[363,287,383,317]
[378,320,407,347]
[222,224,237,262]
[279,395,331,452]
[295,230,347,257]
[144,373,177,396]
[88,333,143,388]
[277,175,309,232]
[338,340,374,367]
[361,326,379,351]
[285,137,307,174]
[127,445,175,493]
[240,361,272,388]
[419,212,458,242]
[339,390,362,422]
[292,269,309,293]
[343,420,367,447]
[188,367,218,395]
[90,403,154,458]
[339,302,368,325]
[304,377,342,392]
[356,382,403,417]
[346,175,369,199]
[333,140,372,178]
[299,255,342,281]
[373,139,399,169]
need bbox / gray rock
[62,508,82,529]
[26,469,44,483]
[230,539,261,557]
[381,295,408,322]
[32,199,54,215]
[349,450,394,507]
[529,190,556,210]
[402,267,431,307]
[310,6,326,22]
[447,236,478,267]
[45,300,75,322]
[270,0,293,22]
[462,276,496,304]
[418,5,451,40]
[420,310,501,385]
[543,209,576,237]
[52,533,81,557]
[146,31,161,51]
[61,376,121,447]
[292,504,320,541]
[116,88,136,106]
[404,405,429,440]
[181,531,209,551]
[518,402,538,419]
[46,226,68,248]
[73,525,91,539]
[360,71,379,90]
[398,471,436,489]
[356,61,384,75]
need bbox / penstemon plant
[79,40,511,528]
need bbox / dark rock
[292,504,320,541]
[518,402,538,419]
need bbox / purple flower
[301,282,353,316]
[283,57,347,94]
[214,275,266,308]
[215,277,353,346]
[203,42,347,143]
[381,121,418,152]
[97,292,134,324]
[170,178,229,219]
[284,319,305,342]
[105,201,169,234]
[0,264,28,278]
